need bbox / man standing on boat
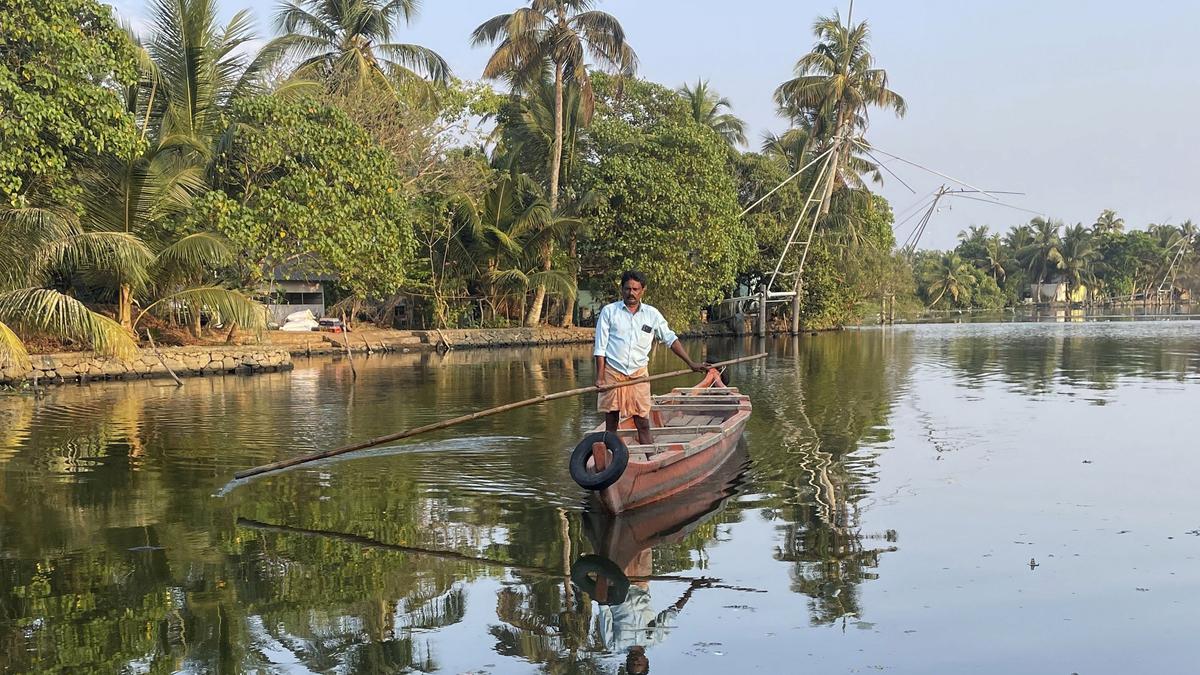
[594,270,712,445]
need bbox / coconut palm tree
[1092,209,1124,235]
[1053,224,1099,304]
[774,11,905,215]
[1017,217,1063,299]
[147,0,290,160]
[0,208,144,366]
[84,144,263,336]
[760,127,815,172]
[1004,223,1034,253]
[983,234,1010,283]
[772,11,903,331]
[921,252,974,308]
[677,79,747,147]
[271,0,449,92]
[453,172,547,322]
[492,81,592,325]
[452,171,579,325]
[472,0,636,325]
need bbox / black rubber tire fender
[570,554,630,605]
[569,431,629,491]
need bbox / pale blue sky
[111,0,1200,249]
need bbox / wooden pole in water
[232,352,768,480]
[757,289,767,337]
[144,330,183,387]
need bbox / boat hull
[581,369,752,513]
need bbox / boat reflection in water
[570,444,750,673]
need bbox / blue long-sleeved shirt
[592,301,678,376]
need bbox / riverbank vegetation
[914,216,1200,310]
[3,0,1197,364]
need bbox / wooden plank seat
[612,424,724,435]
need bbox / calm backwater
[2,323,1199,673]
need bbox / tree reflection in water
[751,334,910,626]
[16,326,1193,669]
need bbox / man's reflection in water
[598,548,710,653]
[625,645,650,675]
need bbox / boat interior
[610,386,748,461]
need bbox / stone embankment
[1,346,292,387]
[272,327,597,355]
[4,325,741,387]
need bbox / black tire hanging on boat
[570,554,631,605]
[569,431,629,491]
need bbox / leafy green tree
[196,96,416,314]
[967,268,1006,309]
[472,0,637,325]
[1096,230,1162,300]
[677,79,747,147]
[270,0,449,92]
[0,0,139,209]
[580,75,752,326]
[0,0,142,363]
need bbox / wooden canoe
[581,368,752,513]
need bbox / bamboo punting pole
[232,352,768,480]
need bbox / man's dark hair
[621,270,648,287]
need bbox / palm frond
[274,1,337,41]
[471,12,516,46]
[0,288,139,359]
[527,268,577,300]
[0,206,79,286]
[0,320,30,370]
[379,42,450,83]
[136,286,266,332]
[33,232,156,292]
[154,232,235,280]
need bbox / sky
[109,0,1200,250]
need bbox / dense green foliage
[580,75,752,325]
[916,216,1199,309]
[0,0,138,208]
[200,96,415,302]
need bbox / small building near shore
[262,268,333,325]
[1028,281,1087,304]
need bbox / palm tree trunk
[524,60,566,329]
[929,285,948,308]
[550,60,565,212]
[559,235,577,327]
[191,308,202,339]
[524,250,552,327]
[118,284,133,330]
